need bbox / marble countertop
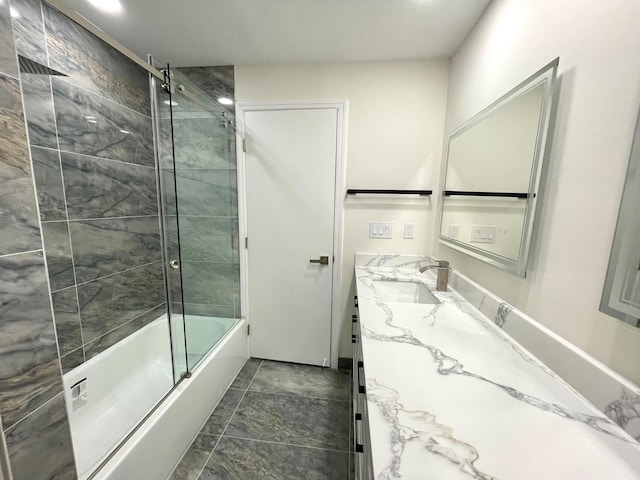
[354,254,640,479]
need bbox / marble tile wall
[13,1,166,377]
[166,67,240,320]
[0,0,76,478]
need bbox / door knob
[309,256,329,265]
[169,259,180,270]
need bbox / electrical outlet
[369,222,393,239]
[404,223,415,239]
[448,224,460,240]
[470,225,497,244]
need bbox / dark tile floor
[169,358,352,480]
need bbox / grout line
[0,248,43,259]
[57,146,156,169]
[2,390,63,434]
[70,260,161,290]
[244,389,349,404]
[194,359,263,479]
[221,435,351,454]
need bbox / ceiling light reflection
[87,0,122,14]
[217,97,233,105]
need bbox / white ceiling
[61,0,491,67]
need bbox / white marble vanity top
[354,253,640,479]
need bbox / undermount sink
[372,280,440,304]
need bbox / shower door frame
[236,100,348,369]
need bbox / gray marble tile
[44,4,150,116]
[250,361,350,402]
[51,287,81,355]
[173,117,231,169]
[41,221,74,291]
[0,1,18,78]
[5,394,76,480]
[0,74,42,255]
[169,433,218,480]
[173,215,233,262]
[20,74,57,149]
[69,216,161,283]
[84,303,166,360]
[200,437,349,480]
[165,169,231,216]
[181,261,235,306]
[61,151,158,220]
[31,146,66,220]
[183,303,234,318]
[77,261,164,343]
[177,66,234,114]
[201,388,245,436]
[11,0,47,65]
[0,251,63,428]
[52,78,154,167]
[225,391,349,451]
[60,347,84,374]
[230,359,262,390]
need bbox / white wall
[235,61,449,361]
[434,0,640,384]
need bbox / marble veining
[44,4,151,116]
[52,78,154,167]
[0,1,18,78]
[0,74,42,255]
[10,0,48,65]
[605,389,640,441]
[355,254,640,479]
[51,287,82,356]
[41,221,75,291]
[19,75,58,149]
[31,146,66,220]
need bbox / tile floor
[169,358,352,479]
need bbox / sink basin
[372,280,440,304]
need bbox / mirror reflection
[438,59,558,276]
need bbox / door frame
[235,101,348,368]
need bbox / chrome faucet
[419,260,450,292]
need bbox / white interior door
[243,107,338,366]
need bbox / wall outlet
[470,225,497,244]
[448,224,460,240]
[404,223,415,239]
[369,222,393,239]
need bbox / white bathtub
[64,314,247,480]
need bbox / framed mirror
[438,58,559,276]
[601,103,640,327]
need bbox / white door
[243,107,338,366]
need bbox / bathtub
[63,314,247,480]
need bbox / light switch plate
[448,224,460,240]
[369,222,393,239]
[470,225,497,244]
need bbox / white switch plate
[369,222,393,239]
[470,225,497,244]
[448,224,460,240]
[404,223,415,239]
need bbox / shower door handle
[309,256,329,265]
[169,259,180,270]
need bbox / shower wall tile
[170,169,232,216]
[181,261,235,306]
[84,303,165,360]
[61,152,158,219]
[177,66,235,114]
[44,4,151,116]
[0,74,42,255]
[0,251,63,429]
[173,216,233,263]
[60,347,84,374]
[183,303,234,319]
[0,1,18,78]
[78,261,164,343]
[173,118,231,169]
[51,288,82,356]
[31,146,66,221]
[20,74,57,149]
[10,0,47,65]
[41,221,75,291]
[4,393,76,480]
[69,216,161,283]
[52,78,154,167]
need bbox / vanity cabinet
[352,297,374,480]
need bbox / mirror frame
[600,101,640,327]
[438,58,559,277]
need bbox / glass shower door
[152,61,240,374]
